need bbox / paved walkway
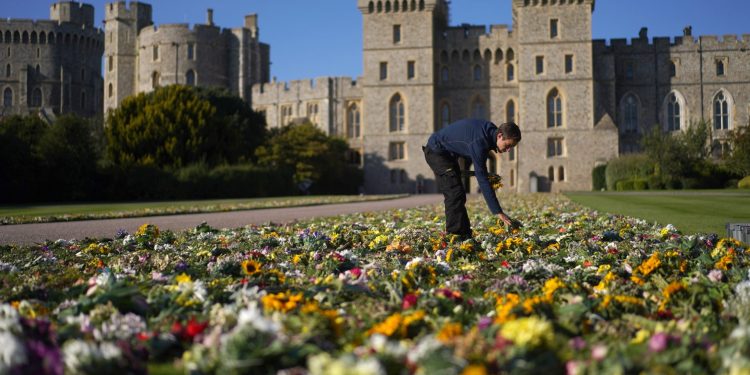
[0,194,443,246]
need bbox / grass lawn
[564,190,750,235]
[0,194,406,225]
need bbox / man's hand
[498,213,522,229]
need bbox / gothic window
[48,32,54,44]
[484,49,492,62]
[548,166,555,182]
[389,142,406,160]
[506,48,514,62]
[3,31,9,43]
[385,1,391,12]
[280,105,292,125]
[307,102,319,125]
[186,70,196,86]
[713,91,730,130]
[669,61,676,77]
[30,32,37,44]
[494,48,503,64]
[547,88,563,128]
[347,103,361,138]
[30,88,42,107]
[506,63,514,81]
[368,1,374,13]
[389,93,405,132]
[440,102,450,129]
[3,87,12,107]
[547,138,564,157]
[39,32,46,44]
[506,99,516,123]
[151,71,160,89]
[622,94,638,133]
[108,56,113,72]
[471,97,485,119]
[13,31,20,43]
[666,92,682,132]
[716,59,725,76]
[377,1,382,12]
[473,65,482,81]
[22,31,28,44]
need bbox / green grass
[564,190,750,235]
[0,195,406,225]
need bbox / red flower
[402,293,418,309]
[501,260,510,268]
[583,260,592,267]
[349,267,362,278]
[171,318,208,342]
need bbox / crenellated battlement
[252,77,359,97]
[50,1,95,27]
[512,0,594,9]
[594,32,750,53]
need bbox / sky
[3,1,750,82]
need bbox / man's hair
[498,122,522,141]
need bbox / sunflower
[241,259,262,276]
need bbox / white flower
[63,340,123,374]
[0,304,20,332]
[407,335,444,364]
[237,305,280,334]
[0,331,27,371]
[405,257,424,270]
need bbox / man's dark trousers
[423,146,471,237]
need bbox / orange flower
[241,259,262,276]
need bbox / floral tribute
[1,194,749,374]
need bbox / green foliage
[739,176,750,189]
[106,85,266,169]
[604,154,654,191]
[727,126,750,177]
[640,121,711,186]
[0,115,46,201]
[592,164,607,191]
[255,122,362,194]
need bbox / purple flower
[648,332,669,352]
[174,261,189,272]
[478,316,493,330]
[569,336,586,350]
[116,229,129,239]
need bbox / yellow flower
[635,252,661,277]
[241,259,262,276]
[261,291,304,313]
[367,313,402,337]
[543,277,565,301]
[135,223,159,237]
[500,316,554,348]
[461,364,488,375]
[386,240,412,253]
[495,293,520,323]
[437,322,463,343]
[631,329,650,344]
[715,249,735,270]
[594,272,617,293]
[459,241,474,252]
[175,273,192,284]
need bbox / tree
[0,115,46,201]
[641,121,710,186]
[727,126,750,177]
[255,122,362,194]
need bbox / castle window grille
[666,93,681,131]
[548,166,555,182]
[558,166,565,181]
[440,103,450,129]
[473,65,482,81]
[714,92,730,130]
[506,100,515,123]
[547,89,563,128]
[550,19,559,39]
[3,88,12,107]
[389,142,406,160]
[716,59,725,76]
[186,70,196,86]
[565,54,573,74]
[187,43,195,60]
[389,94,405,132]
[407,61,415,79]
[153,45,159,61]
[380,62,388,80]
[547,138,564,157]
[30,88,42,107]
[393,25,401,43]
[623,94,638,133]
[347,104,361,138]
[506,64,514,81]
[441,66,448,82]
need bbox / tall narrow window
[3,87,12,107]
[440,103,450,129]
[622,94,638,133]
[666,93,681,131]
[389,142,406,160]
[441,66,448,82]
[347,103,361,138]
[108,55,113,72]
[81,91,86,110]
[407,61,415,79]
[550,19,559,38]
[380,62,388,80]
[625,61,634,80]
[5,64,10,77]
[30,88,42,107]
[548,166,555,182]
[714,91,730,130]
[565,54,573,74]
[547,138,564,157]
[152,45,159,61]
[716,59,725,76]
[186,70,196,86]
[506,64,514,81]
[108,83,113,98]
[506,100,516,123]
[393,25,401,43]
[473,65,482,81]
[389,93,405,132]
[151,71,160,89]
[547,88,563,128]
[187,43,195,60]
[669,61,676,77]
[536,56,544,74]
[558,166,565,181]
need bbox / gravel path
[0,194,443,246]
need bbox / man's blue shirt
[426,118,503,215]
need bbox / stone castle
[2,0,748,193]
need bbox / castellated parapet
[0,1,104,119]
[104,1,269,114]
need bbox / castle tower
[357,0,449,194]
[513,0,617,192]
[104,1,153,113]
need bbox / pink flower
[402,293,418,309]
[648,332,669,352]
[569,336,586,350]
[708,269,723,282]
[566,360,583,375]
[591,344,608,361]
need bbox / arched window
[484,49,492,62]
[30,31,37,44]
[548,166,555,182]
[186,70,196,86]
[471,97,485,119]
[108,83,113,98]
[547,88,563,128]
[713,91,730,130]
[410,0,416,11]
[48,32,54,44]
[368,1,374,13]
[3,87,12,107]
[441,66,448,82]
[440,102,450,129]
[473,65,482,81]
[494,48,503,64]
[385,1,391,12]
[151,71,160,89]
[506,64,514,81]
[22,31,28,44]
[347,103,361,138]
[39,32,46,44]
[506,48,515,62]
[665,92,682,131]
[506,99,516,123]
[377,1,382,12]
[389,93,405,132]
[558,166,565,181]
[30,88,42,107]
[3,31,9,43]
[622,94,638,133]
[13,31,20,43]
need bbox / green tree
[727,126,750,177]
[255,122,362,194]
[0,115,46,201]
[641,121,710,186]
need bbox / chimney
[207,9,214,26]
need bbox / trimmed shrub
[633,178,648,191]
[739,176,750,189]
[592,165,607,191]
[605,154,654,191]
[615,180,635,191]
[647,175,664,190]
